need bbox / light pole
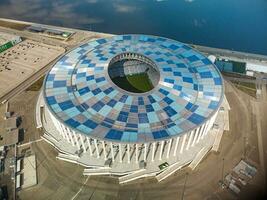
[181,172,189,200]
[134,190,139,200]
[218,158,225,189]
[221,158,225,181]
[243,136,247,159]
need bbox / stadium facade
[38,35,228,183]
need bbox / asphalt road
[194,44,267,62]
[15,81,266,200]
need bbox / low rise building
[4,117,17,131]
[0,32,21,53]
[0,129,19,147]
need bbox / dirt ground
[0,20,29,30]
[8,91,42,143]
[1,80,265,200]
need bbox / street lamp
[218,158,226,189]
[243,136,247,159]
[221,158,225,181]
[181,172,189,200]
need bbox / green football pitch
[111,73,153,93]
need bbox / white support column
[202,120,210,140]
[119,144,122,163]
[201,121,208,139]
[208,112,217,131]
[197,123,206,143]
[66,130,72,144]
[80,134,86,152]
[199,124,206,139]
[166,139,172,158]
[64,129,69,141]
[63,127,70,142]
[159,141,164,160]
[65,127,72,145]
[60,125,66,139]
[127,144,130,163]
[102,141,107,160]
[205,116,214,136]
[73,132,80,150]
[94,139,100,158]
[204,120,210,138]
[207,118,213,131]
[56,121,61,134]
[69,130,75,146]
[86,137,93,156]
[135,144,138,163]
[173,137,180,156]
[192,127,200,146]
[54,121,60,135]
[180,134,187,154]
[144,143,147,162]
[151,143,156,162]
[110,142,114,162]
[202,123,208,137]
[186,131,194,150]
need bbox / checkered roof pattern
[44,35,223,143]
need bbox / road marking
[253,102,266,186]
[18,138,43,147]
[71,176,90,200]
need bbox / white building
[37,35,228,183]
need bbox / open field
[127,73,153,92]
[26,76,45,91]
[112,73,153,93]
[0,19,29,30]
[0,39,64,102]
[230,80,257,97]
[0,18,266,200]
[0,80,261,200]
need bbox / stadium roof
[44,35,223,143]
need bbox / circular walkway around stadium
[44,35,223,143]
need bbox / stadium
[37,35,228,183]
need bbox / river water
[0,0,267,54]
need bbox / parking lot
[0,39,65,101]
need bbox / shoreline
[0,17,267,61]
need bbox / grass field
[0,19,29,30]
[26,76,45,91]
[231,80,256,97]
[112,73,153,93]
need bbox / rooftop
[44,35,224,143]
[22,155,37,189]
[0,129,19,147]
[4,117,17,130]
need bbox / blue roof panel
[44,34,223,143]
